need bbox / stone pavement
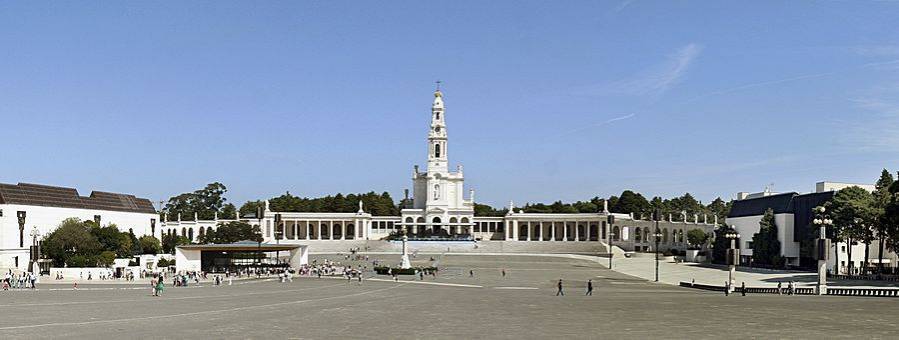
[1,254,898,339]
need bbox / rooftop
[0,182,156,214]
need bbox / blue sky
[2,1,899,208]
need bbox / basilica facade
[161,88,717,254]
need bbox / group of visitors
[555,279,594,296]
[3,270,37,290]
[722,280,796,296]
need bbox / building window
[435,143,441,158]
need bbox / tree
[686,229,709,249]
[872,169,894,273]
[474,203,508,217]
[161,233,190,254]
[97,251,117,267]
[139,235,162,255]
[830,186,876,273]
[612,190,651,216]
[711,224,731,264]
[881,173,899,264]
[751,208,782,267]
[706,197,731,223]
[42,218,103,267]
[200,221,262,244]
[162,182,233,221]
[239,200,265,217]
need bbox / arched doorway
[432,217,443,235]
[333,223,342,239]
[346,224,355,240]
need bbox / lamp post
[652,209,662,282]
[607,215,615,270]
[725,227,740,293]
[812,206,833,295]
[29,226,40,278]
[275,213,283,267]
[653,229,662,282]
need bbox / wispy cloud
[614,0,637,13]
[855,45,899,57]
[840,92,899,152]
[576,43,703,98]
[679,71,837,105]
[679,58,899,105]
[564,113,636,134]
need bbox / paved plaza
[610,254,899,288]
[1,255,898,339]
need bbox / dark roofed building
[728,192,798,219]
[0,183,156,214]
[1,182,158,271]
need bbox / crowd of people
[2,270,37,290]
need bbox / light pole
[725,227,740,293]
[275,213,283,267]
[652,209,662,282]
[653,229,662,282]
[607,215,615,270]
[29,226,40,278]
[813,206,832,295]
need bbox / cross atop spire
[435,80,442,91]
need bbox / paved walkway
[609,255,899,288]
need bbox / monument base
[400,254,412,269]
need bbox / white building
[0,183,158,271]
[162,88,715,257]
[727,183,894,272]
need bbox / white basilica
[160,87,716,256]
[401,88,475,236]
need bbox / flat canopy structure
[177,241,300,252]
[175,241,308,273]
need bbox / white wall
[0,204,157,270]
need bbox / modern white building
[162,88,715,257]
[727,183,895,272]
[0,183,158,271]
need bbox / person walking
[724,281,730,296]
[741,282,746,296]
[777,282,782,295]
[469,270,474,278]
[586,279,593,296]
[788,281,794,296]
[501,269,506,278]
[556,279,564,296]
[155,278,164,297]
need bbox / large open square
[2,255,897,339]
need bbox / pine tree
[751,208,782,267]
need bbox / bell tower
[427,83,448,174]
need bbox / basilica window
[436,113,440,120]
[435,143,441,158]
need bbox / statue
[400,229,412,269]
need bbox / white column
[564,223,569,241]
[574,222,579,241]
[512,220,519,241]
[551,222,556,241]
